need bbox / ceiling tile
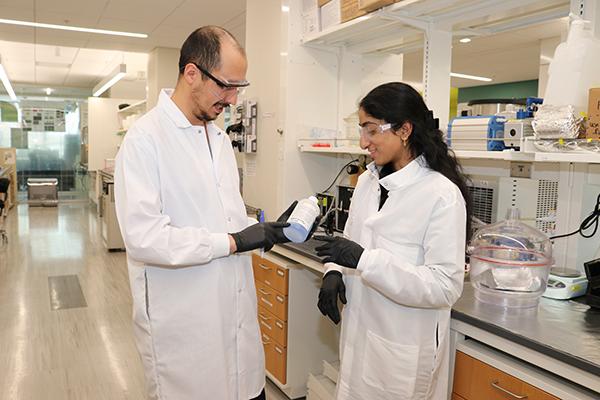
[34,0,108,16]
[160,0,245,30]
[103,0,182,29]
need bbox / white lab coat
[326,156,466,400]
[114,89,264,400]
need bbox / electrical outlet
[510,162,532,178]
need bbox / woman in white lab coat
[315,82,472,400]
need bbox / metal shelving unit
[303,0,570,55]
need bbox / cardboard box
[588,88,600,119]
[321,0,341,31]
[341,0,367,23]
[318,0,332,6]
[358,0,396,12]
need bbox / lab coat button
[227,217,232,222]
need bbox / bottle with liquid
[283,196,320,243]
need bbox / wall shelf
[303,0,569,55]
[454,149,600,164]
[117,99,146,115]
[298,144,368,155]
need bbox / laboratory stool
[0,178,10,247]
[27,178,58,207]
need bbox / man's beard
[196,101,228,122]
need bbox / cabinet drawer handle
[491,381,528,399]
[275,346,283,354]
[260,321,272,330]
[276,269,285,277]
[258,313,270,321]
[262,339,271,345]
[276,295,284,303]
[275,321,283,329]
[258,288,271,296]
[259,264,271,271]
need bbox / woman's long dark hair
[359,82,473,238]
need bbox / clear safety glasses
[358,122,392,139]
[191,63,250,96]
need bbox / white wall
[147,47,180,109]
[243,0,402,220]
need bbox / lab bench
[270,242,600,400]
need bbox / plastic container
[283,196,320,243]
[469,208,553,308]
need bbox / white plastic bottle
[283,196,320,243]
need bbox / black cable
[549,194,600,240]
[321,159,359,194]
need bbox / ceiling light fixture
[281,5,290,12]
[0,57,17,101]
[0,18,148,38]
[450,72,492,82]
[45,88,53,95]
[93,64,127,97]
[459,37,471,43]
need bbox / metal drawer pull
[275,321,283,329]
[260,321,272,330]
[276,295,284,303]
[276,269,285,277]
[491,381,528,399]
[262,339,271,345]
[275,346,283,354]
[258,288,270,296]
[259,264,271,271]
[258,313,270,321]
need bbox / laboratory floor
[0,201,293,400]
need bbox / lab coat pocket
[362,330,418,398]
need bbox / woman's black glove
[318,271,347,324]
[314,236,364,269]
[231,222,289,253]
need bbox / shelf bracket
[422,22,452,131]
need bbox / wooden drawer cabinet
[452,393,467,400]
[262,332,287,384]
[255,280,288,321]
[453,351,559,400]
[258,305,287,347]
[252,252,338,399]
[252,253,289,294]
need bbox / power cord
[550,193,600,240]
[321,159,359,194]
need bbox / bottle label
[288,200,318,230]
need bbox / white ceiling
[0,1,570,95]
[0,0,246,92]
[403,18,569,88]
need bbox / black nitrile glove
[231,222,289,253]
[314,235,364,269]
[318,271,347,324]
[277,201,298,223]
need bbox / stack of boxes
[302,0,402,36]
[587,88,600,139]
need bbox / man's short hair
[178,26,245,75]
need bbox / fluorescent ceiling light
[459,37,471,43]
[450,72,492,82]
[0,18,147,38]
[93,64,127,97]
[44,88,53,95]
[0,62,17,101]
[281,5,290,12]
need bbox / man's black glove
[318,271,347,324]
[231,222,289,253]
[314,235,364,269]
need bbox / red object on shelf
[311,143,332,147]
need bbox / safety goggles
[192,63,249,95]
[358,122,392,139]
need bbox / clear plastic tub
[469,208,553,308]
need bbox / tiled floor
[0,202,295,400]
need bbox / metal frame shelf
[302,0,570,55]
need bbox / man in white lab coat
[114,26,292,400]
